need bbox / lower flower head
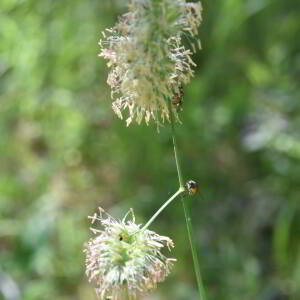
[84,207,176,299]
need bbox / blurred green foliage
[0,0,300,299]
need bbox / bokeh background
[1,0,300,299]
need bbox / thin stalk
[168,99,207,300]
[142,188,185,231]
[169,103,184,189]
[182,198,207,300]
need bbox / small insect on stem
[186,180,198,195]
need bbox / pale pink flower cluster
[84,208,176,299]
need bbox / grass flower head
[100,0,202,128]
[84,207,176,299]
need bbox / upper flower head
[84,207,176,299]
[100,0,202,128]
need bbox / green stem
[182,198,207,300]
[169,102,185,189]
[168,99,207,300]
[142,188,185,231]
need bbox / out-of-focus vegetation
[0,0,299,299]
